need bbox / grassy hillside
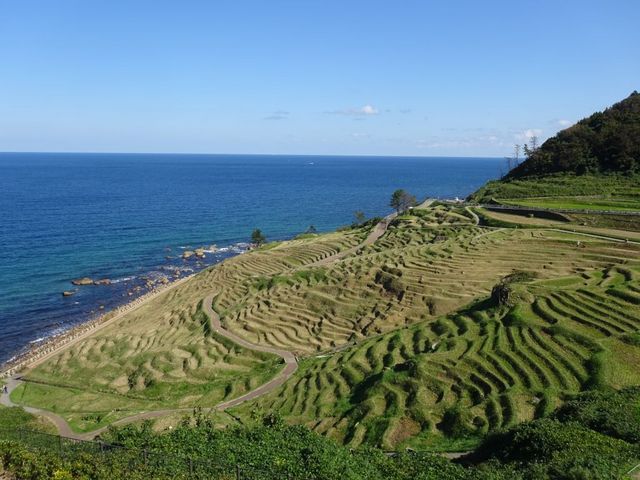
[10,203,640,456]
[470,92,640,205]
[235,261,640,450]
[469,173,640,204]
[509,91,640,178]
[2,393,640,479]
[12,228,368,432]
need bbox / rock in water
[71,277,94,286]
[194,248,206,258]
[182,250,195,259]
[62,291,76,297]
[93,278,111,285]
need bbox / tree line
[506,91,640,178]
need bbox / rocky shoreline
[1,241,252,377]
[1,272,196,378]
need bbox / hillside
[5,202,640,454]
[4,391,640,479]
[511,91,640,178]
[235,231,640,450]
[470,92,640,204]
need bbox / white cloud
[327,104,379,116]
[263,110,290,120]
[360,105,378,115]
[557,119,572,127]
[515,128,543,141]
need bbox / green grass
[234,266,640,450]
[469,173,640,203]
[11,227,370,433]
[12,202,640,446]
[0,405,56,434]
[13,304,284,433]
[500,196,640,212]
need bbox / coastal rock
[194,248,206,258]
[93,278,111,286]
[182,250,195,259]
[71,277,94,286]
[62,291,76,297]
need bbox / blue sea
[0,153,501,364]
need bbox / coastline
[0,241,255,378]
[0,211,399,379]
[1,271,198,378]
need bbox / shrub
[374,270,405,300]
[622,332,640,346]
[553,387,640,443]
[439,406,474,438]
[472,419,640,479]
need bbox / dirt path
[204,294,298,409]
[549,228,640,245]
[311,211,398,266]
[2,214,398,440]
[465,206,480,225]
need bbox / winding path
[1,293,298,440]
[1,214,397,440]
[311,211,398,266]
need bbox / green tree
[354,210,366,224]
[389,189,417,213]
[251,228,266,246]
[508,91,640,178]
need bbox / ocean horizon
[0,153,502,364]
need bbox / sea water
[0,153,501,363]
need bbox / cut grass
[13,228,369,432]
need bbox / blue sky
[0,0,638,156]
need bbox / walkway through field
[0,213,398,440]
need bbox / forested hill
[508,91,640,178]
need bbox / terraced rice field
[215,205,640,356]
[237,265,640,450]
[16,203,640,442]
[14,228,368,431]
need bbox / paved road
[1,293,298,440]
[1,376,77,437]
[2,213,399,440]
[204,295,298,409]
